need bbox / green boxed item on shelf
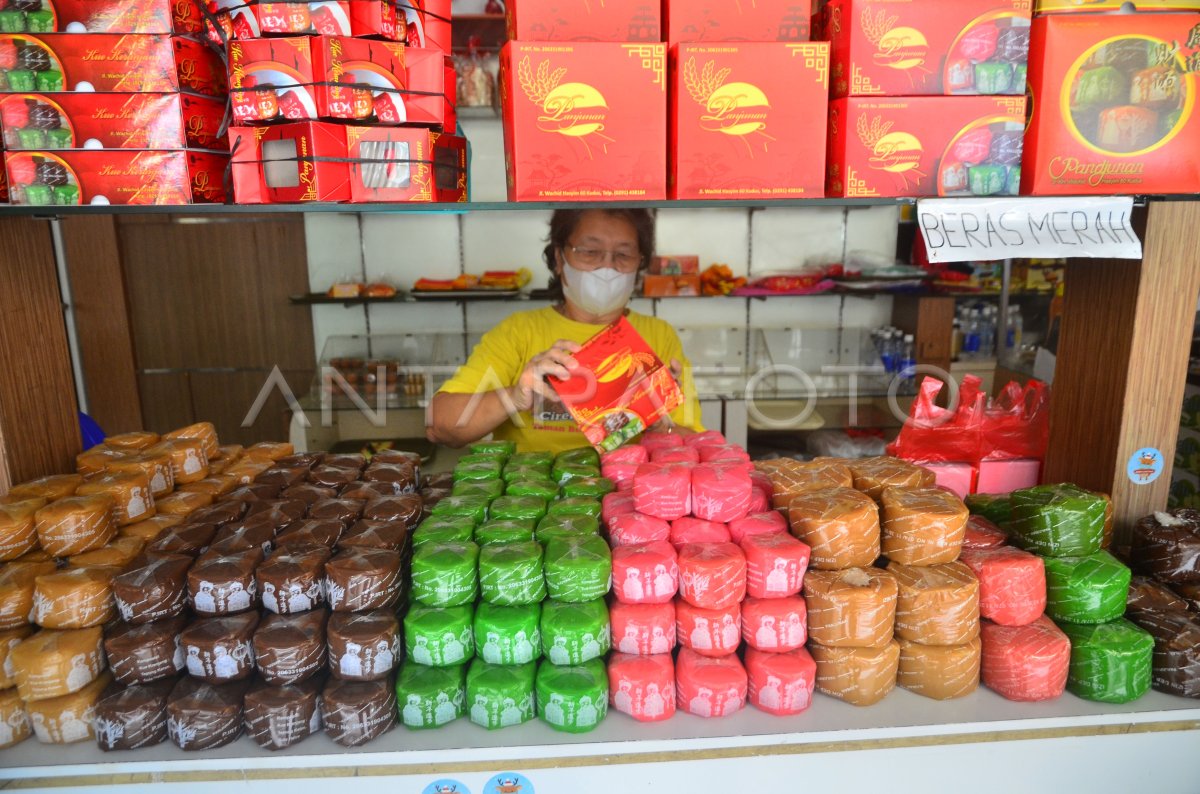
[397,663,467,729]
[1008,484,1106,557]
[413,516,476,547]
[510,451,554,468]
[453,460,503,482]
[1058,618,1154,704]
[541,599,610,665]
[506,478,559,500]
[536,514,600,544]
[556,447,601,469]
[1044,550,1131,624]
[411,541,480,607]
[490,495,549,523]
[554,463,601,486]
[545,497,602,521]
[561,477,616,499]
[965,493,1012,526]
[503,464,552,483]
[479,541,547,606]
[458,453,506,466]
[543,535,612,603]
[429,495,490,524]
[475,602,543,665]
[467,660,537,730]
[404,603,476,666]
[471,440,517,457]
[452,479,504,500]
[475,520,537,547]
[536,658,608,734]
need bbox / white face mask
[561,261,637,317]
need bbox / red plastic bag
[887,376,985,464]
[982,380,1050,461]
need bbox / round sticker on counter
[483,773,534,794]
[1127,448,1165,485]
[422,781,470,794]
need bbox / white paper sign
[917,196,1142,264]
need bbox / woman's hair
[541,209,655,300]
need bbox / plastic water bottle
[900,334,916,387]
[981,306,996,359]
[1005,306,1024,363]
[962,310,982,360]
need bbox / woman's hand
[648,358,694,436]
[510,339,582,413]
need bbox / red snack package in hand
[742,532,810,599]
[691,464,753,524]
[634,464,692,521]
[611,601,676,655]
[678,542,746,610]
[675,598,741,657]
[609,652,676,723]
[670,517,730,546]
[612,541,679,604]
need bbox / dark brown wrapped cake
[324,548,403,612]
[145,523,217,559]
[166,676,251,750]
[259,545,331,615]
[280,484,338,506]
[328,610,400,681]
[1130,609,1200,698]
[243,676,323,751]
[180,612,259,683]
[253,610,328,685]
[321,677,395,747]
[308,498,365,525]
[363,463,417,494]
[338,521,409,553]
[94,676,179,751]
[363,494,422,527]
[1126,575,1189,617]
[309,467,360,489]
[105,614,189,685]
[276,519,344,550]
[187,549,262,616]
[1130,509,1200,584]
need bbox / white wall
[303,117,900,368]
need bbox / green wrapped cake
[479,541,547,606]
[1058,618,1154,704]
[536,514,601,544]
[475,602,543,665]
[453,460,503,483]
[467,660,537,730]
[452,479,505,500]
[541,599,611,665]
[553,463,601,486]
[964,493,1012,526]
[543,535,613,603]
[411,541,481,607]
[404,603,476,666]
[475,520,537,547]
[1044,550,1131,624]
[561,477,616,499]
[397,663,467,729]
[536,658,608,733]
[430,495,490,525]
[1008,485,1106,557]
[545,497,602,521]
[505,478,559,500]
[489,495,549,523]
[510,451,554,468]
[503,465,553,484]
[471,440,516,457]
[413,516,476,547]
[556,447,601,469]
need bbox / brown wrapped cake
[280,484,338,505]
[804,567,899,649]
[180,612,259,684]
[362,463,417,494]
[309,466,360,489]
[76,472,155,526]
[105,614,189,685]
[321,677,396,746]
[67,536,146,569]
[308,498,365,525]
[253,610,328,685]
[187,549,262,616]
[338,520,409,553]
[787,488,880,570]
[1130,509,1200,584]
[144,522,218,558]
[889,561,981,646]
[35,495,117,557]
[118,514,184,544]
[32,565,120,629]
[328,610,401,681]
[244,676,324,751]
[363,494,423,527]
[847,456,936,501]
[259,545,331,615]
[203,522,274,560]
[880,487,969,566]
[324,548,403,612]
[94,675,178,751]
[166,676,250,750]
[154,491,214,517]
[276,519,344,550]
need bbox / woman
[429,208,703,454]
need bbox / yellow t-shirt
[439,307,704,455]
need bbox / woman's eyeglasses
[564,245,644,273]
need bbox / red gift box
[1035,0,1200,11]
[500,41,668,202]
[670,43,829,200]
[397,0,451,53]
[506,0,661,42]
[665,0,812,43]
[1022,12,1200,195]
[827,95,1027,197]
[229,36,454,128]
[42,0,204,34]
[0,34,226,96]
[228,121,467,204]
[0,93,226,150]
[205,0,400,42]
[3,149,227,205]
[822,0,1032,98]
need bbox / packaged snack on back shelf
[500,41,668,202]
[822,0,1032,98]
[550,317,682,453]
[229,36,454,129]
[0,93,226,151]
[0,0,203,34]
[642,275,701,298]
[670,42,829,200]
[204,0,401,43]
[827,96,1027,198]
[228,121,467,204]
[0,35,225,96]
[1022,12,1200,195]
[649,255,699,276]
[665,0,811,43]
[4,148,226,205]
[506,0,661,42]
[1036,0,1200,11]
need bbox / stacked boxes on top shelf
[224,0,468,204]
[820,0,1032,198]
[0,0,228,206]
